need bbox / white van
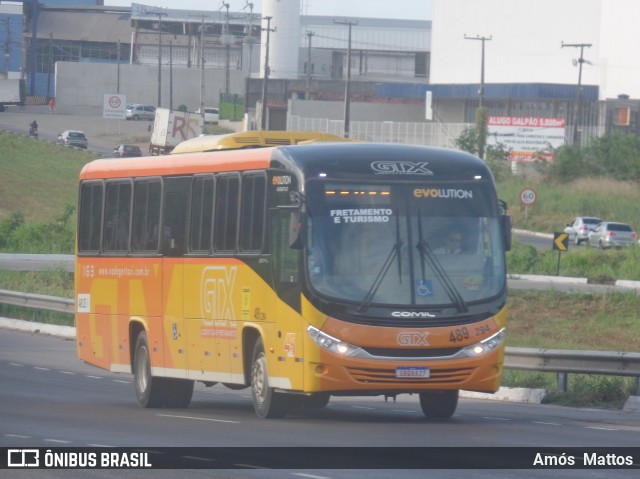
[196,107,219,124]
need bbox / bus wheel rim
[136,345,150,393]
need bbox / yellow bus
[75,142,511,419]
[170,130,351,154]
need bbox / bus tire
[419,390,459,418]
[250,338,289,418]
[133,331,194,408]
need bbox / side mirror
[503,215,512,251]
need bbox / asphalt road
[1,328,639,479]
[0,104,153,156]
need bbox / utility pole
[334,19,357,138]
[464,34,492,108]
[155,11,168,108]
[190,13,210,120]
[562,41,592,147]
[305,30,315,100]
[116,39,120,94]
[243,2,256,77]
[221,2,231,95]
[1,17,12,78]
[260,16,275,130]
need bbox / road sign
[103,94,127,120]
[553,232,569,251]
[519,188,538,206]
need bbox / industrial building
[2,0,639,147]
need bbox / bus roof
[80,142,490,182]
[170,131,350,154]
[80,146,276,180]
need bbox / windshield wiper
[416,213,468,313]
[357,215,403,313]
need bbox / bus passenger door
[271,209,305,391]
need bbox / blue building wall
[0,13,23,75]
[375,82,599,101]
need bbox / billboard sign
[487,116,566,162]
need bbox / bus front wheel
[419,390,459,418]
[133,331,194,408]
[250,338,289,418]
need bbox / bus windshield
[305,180,506,309]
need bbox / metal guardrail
[0,289,74,314]
[0,289,638,394]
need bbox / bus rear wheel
[133,331,194,408]
[250,338,289,418]
[419,390,459,418]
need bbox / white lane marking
[182,456,216,463]
[34,367,50,371]
[534,421,561,426]
[291,474,332,479]
[351,406,374,410]
[58,370,75,375]
[234,464,267,469]
[6,434,30,439]
[44,439,72,444]
[482,416,511,421]
[9,363,24,367]
[113,380,130,384]
[585,426,618,431]
[156,413,240,424]
[86,375,103,379]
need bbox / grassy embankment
[1,131,639,407]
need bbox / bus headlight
[462,328,505,357]
[307,325,363,357]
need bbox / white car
[196,107,219,124]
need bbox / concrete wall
[54,62,246,115]
[289,98,428,122]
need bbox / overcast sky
[107,0,433,21]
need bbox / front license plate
[396,367,430,378]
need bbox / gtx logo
[397,331,430,346]
[371,161,433,176]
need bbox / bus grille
[361,347,462,358]
[345,366,474,385]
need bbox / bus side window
[189,175,214,253]
[103,181,132,253]
[78,181,103,253]
[132,179,161,253]
[214,174,240,253]
[162,177,191,256]
[239,173,267,253]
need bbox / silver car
[125,104,156,121]
[587,221,638,249]
[58,130,88,149]
[563,216,602,245]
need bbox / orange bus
[75,142,511,418]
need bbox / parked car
[125,104,156,121]
[113,144,143,158]
[587,221,638,249]
[196,106,219,124]
[563,216,603,245]
[58,130,88,149]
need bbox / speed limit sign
[519,188,537,206]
